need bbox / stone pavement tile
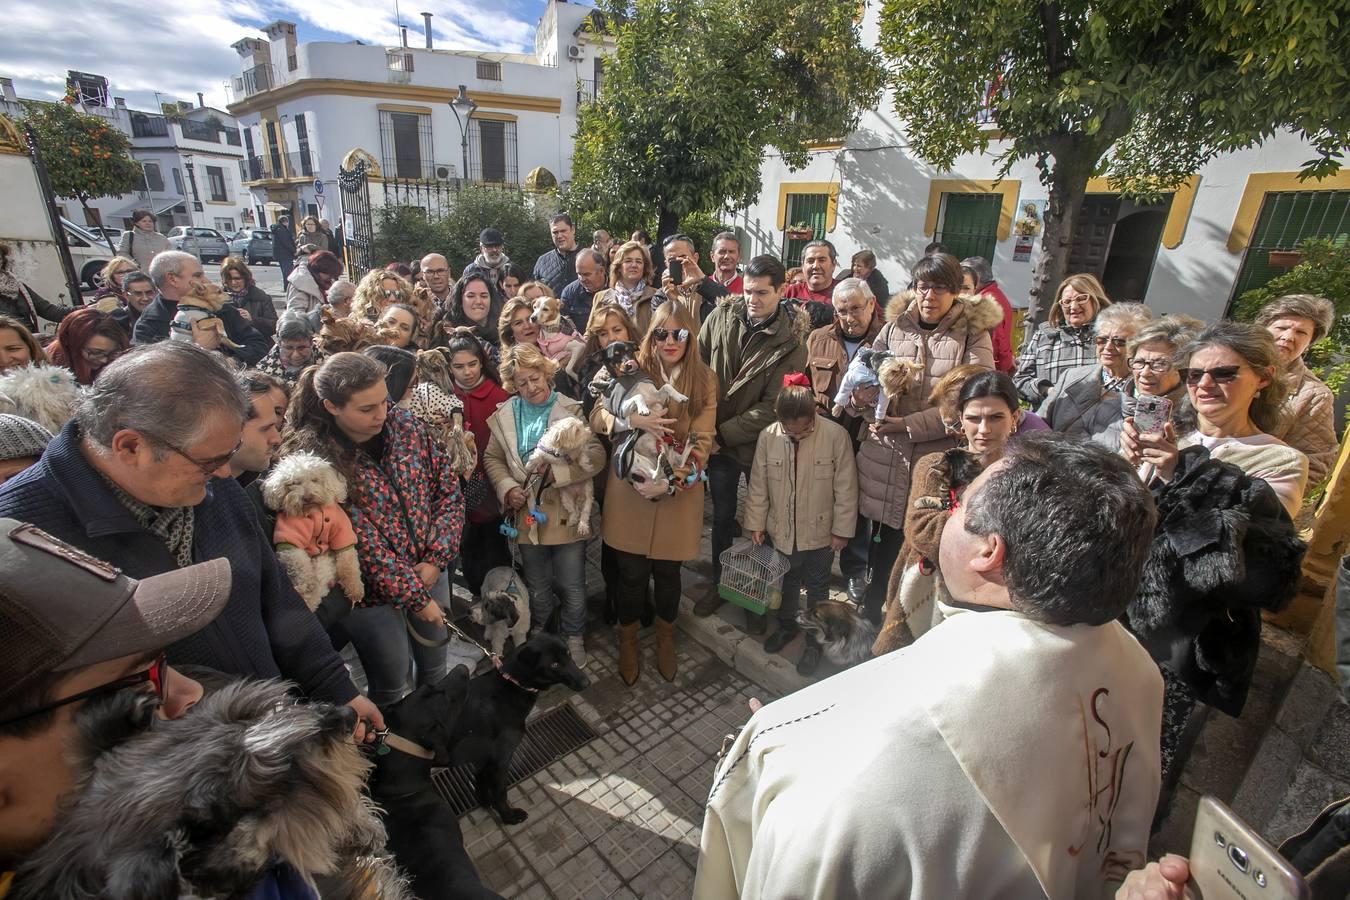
[628,847,697,899]
[1307,696,1350,777]
[1263,760,1350,845]
[1274,663,1340,751]
[535,844,625,900]
[1231,726,1303,833]
[460,806,511,860]
[592,814,677,881]
[511,802,594,873]
[645,731,713,783]
[474,838,542,897]
[670,704,733,755]
[675,759,716,807]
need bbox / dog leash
[367,728,435,760]
[403,610,540,694]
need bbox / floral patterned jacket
[349,405,464,611]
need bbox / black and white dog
[591,340,690,493]
[470,565,531,657]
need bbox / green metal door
[935,193,1001,263]
[1230,190,1350,306]
[781,193,829,266]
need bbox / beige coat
[483,395,606,546]
[1270,358,1338,484]
[743,417,857,553]
[591,368,718,561]
[855,291,1000,528]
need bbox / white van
[60,218,114,290]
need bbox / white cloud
[0,0,542,113]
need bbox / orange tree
[21,100,142,254]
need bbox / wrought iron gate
[337,160,375,281]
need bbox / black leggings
[863,521,905,624]
[459,518,512,598]
[613,548,682,625]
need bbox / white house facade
[224,1,612,226]
[736,9,1350,323]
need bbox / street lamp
[447,84,477,186]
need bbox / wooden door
[1067,194,1121,277]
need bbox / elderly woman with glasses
[1014,273,1112,406]
[1038,303,1153,447]
[1122,321,1308,517]
[1254,293,1338,484]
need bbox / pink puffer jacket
[855,291,1000,529]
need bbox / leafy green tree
[877,0,1350,320]
[1234,238,1350,390]
[373,186,557,274]
[569,0,884,239]
[21,101,142,254]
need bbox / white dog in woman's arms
[262,452,365,610]
[524,417,597,537]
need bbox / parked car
[228,229,273,266]
[167,226,230,263]
[60,218,114,291]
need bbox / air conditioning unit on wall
[435,165,455,181]
[566,45,583,61]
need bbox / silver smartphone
[1188,795,1309,900]
[1134,394,1173,434]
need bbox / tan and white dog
[529,295,586,379]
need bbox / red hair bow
[782,372,810,388]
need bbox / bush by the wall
[373,187,558,276]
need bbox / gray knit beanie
[0,414,53,461]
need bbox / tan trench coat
[743,417,858,553]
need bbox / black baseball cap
[0,520,231,710]
[479,228,504,247]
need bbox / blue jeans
[709,454,751,584]
[518,541,588,637]
[334,572,451,707]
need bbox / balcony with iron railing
[228,63,275,104]
[239,149,313,183]
[577,79,598,104]
[130,113,170,138]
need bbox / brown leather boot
[655,617,678,682]
[617,622,640,686]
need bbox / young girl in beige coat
[744,375,858,674]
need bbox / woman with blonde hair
[498,295,540,355]
[0,315,47,373]
[351,268,414,322]
[1255,293,1338,483]
[1014,273,1112,406]
[483,342,605,666]
[92,256,138,306]
[591,300,717,684]
[517,280,554,302]
[597,241,660,335]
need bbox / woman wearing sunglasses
[1013,273,1112,406]
[1038,303,1152,447]
[1254,293,1338,485]
[350,269,414,324]
[1121,321,1309,517]
[591,301,717,686]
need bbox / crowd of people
[0,207,1344,898]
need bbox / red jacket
[980,281,1016,374]
[454,376,509,522]
[782,280,837,305]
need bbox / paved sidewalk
[463,621,767,898]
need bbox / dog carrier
[717,540,790,615]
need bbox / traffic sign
[313,178,324,195]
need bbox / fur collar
[885,290,1005,335]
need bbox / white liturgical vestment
[694,608,1164,899]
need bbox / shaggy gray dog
[13,680,410,900]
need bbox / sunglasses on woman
[0,652,168,726]
[1093,336,1127,349]
[1179,365,1244,386]
[652,328,689,343]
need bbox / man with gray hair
[0,341,383,739]
[698,434,1164,898]
[560,247,609,325]
[134,251,269,366]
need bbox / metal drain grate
[431,702,600,817]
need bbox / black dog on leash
[369,665,502,900]
[449,632,591,825]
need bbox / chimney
[0,77,15,101]
[400,26,409,48]
[196,92,205,108]
[421,12,433,49]
[114,97,126,108]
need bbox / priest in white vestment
[695,434,1166,899]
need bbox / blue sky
[2,0,559,112]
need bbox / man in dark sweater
[532,213,581,296]
[559,247,608,326]
[0,342,383,739]
[272,215,297,286]
[135,251,270,365]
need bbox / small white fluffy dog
[524,417,597,538]
[262,452,365,610]
[471,566,531,656]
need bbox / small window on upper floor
[477,60,502,81]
